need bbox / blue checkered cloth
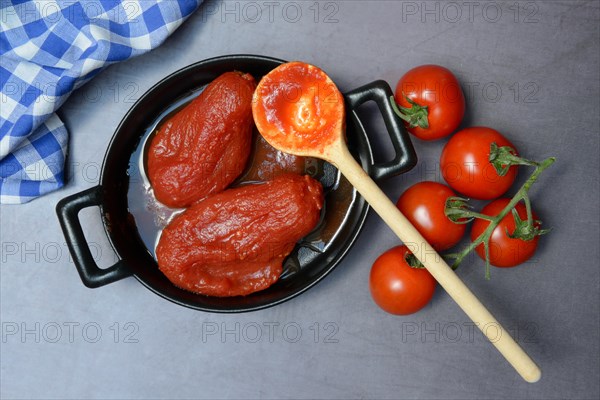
[0,0,202,204]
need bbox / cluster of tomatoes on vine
[369,65,555,315]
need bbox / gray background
[1,1,599,399]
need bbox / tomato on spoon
[252,61,344,155]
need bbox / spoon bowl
[252,61,345,159]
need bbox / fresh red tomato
[394,64,465,141]
[369,246,436,315]
[440,127,518,200]
[471,198,540,267]
[396,181,466,251]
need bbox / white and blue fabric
[1,0,202,204]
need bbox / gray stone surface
[1,1,599,399]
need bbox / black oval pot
[56,54,416,313]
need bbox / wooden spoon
[252,61,541,383]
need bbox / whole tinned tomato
[396,181,466,251]
[394,64,465,141]
[471,198,540,268]
[440,127,518,200]
[369,246,436,315]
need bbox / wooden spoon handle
[331,144,541,383]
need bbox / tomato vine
[444,144,555,278]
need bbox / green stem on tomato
[489,143,539,175]
[389,94,429,129]
[446,149,556,278]
[445,197,495,223]
[405,253,426,269]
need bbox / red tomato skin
[394,65,465,141]
[369,246,436,315]
[440,127,518,200]
[396,181,466,251]
[471,198,540,268]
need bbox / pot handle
[344,80,417,180]
[56,186,132,288]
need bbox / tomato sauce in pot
[124,73,346,296]
[147,71,256,208]
[156,174,324,297]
